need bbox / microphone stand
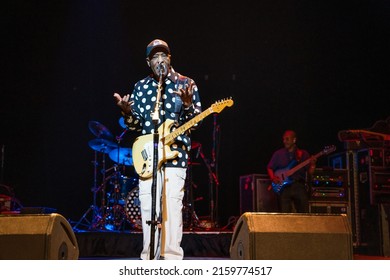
[212,113,220,227]
[148,68,163,260]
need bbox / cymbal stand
[73,150,104,231]
[199,146,219,228]
[183,154,201,230]
[98,129,130,231]
[116,128,128,174]
[95,151,109,229]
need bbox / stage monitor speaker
[230,212,353,260]
[0,213,79,260]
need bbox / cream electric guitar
[132,98,234,179]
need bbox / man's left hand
[174,83,194,108]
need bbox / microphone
[157,62,165,74]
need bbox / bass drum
[125,186,142,230]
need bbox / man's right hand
[272,176,282,185]
[113,93,133,114]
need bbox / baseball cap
[146,39,170,58]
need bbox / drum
[119,175,138,196]
[108,175,138,205]
[125,186,142,229]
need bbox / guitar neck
[164,107,213,144]
[286,151,323,177]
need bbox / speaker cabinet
[239,174,279,213]
[0,213,79,259]
[230,212,353,260]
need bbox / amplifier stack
[309,168,350,220]
[309,168,349,201]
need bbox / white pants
[138,167,186,260]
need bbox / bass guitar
[132,98,234,179]
[271,145,336,194]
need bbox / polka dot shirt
[123,68,202,168]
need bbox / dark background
[1,0,389,227]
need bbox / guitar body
[271,161,296,194]
[132,119,179,179]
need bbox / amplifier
[239,174,279,213]
[309,201,350,216]
[371,169,390,204]
[358,148,390,168]
[311,187,347,199]
[372,171,390,192]
[310,168,349,201]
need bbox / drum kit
[73,120,141,231]
[73,119,207,232]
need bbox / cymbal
[109,148,133,166]
[88,121,114,140]
[191,141,201,149]
[88,139,117,153]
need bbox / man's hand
[113,93,133,114]
[272,176,282,185]
[174,82,194,108]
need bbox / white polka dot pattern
[124,70,202,168]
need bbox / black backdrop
[1,0,389,226]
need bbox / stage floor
[75,229,390,260]
[75,230,233,259]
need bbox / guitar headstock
[211,97,234,113]
[323,145,336,155]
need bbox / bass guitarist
[267,130,316,213]
[113,39,202,260]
